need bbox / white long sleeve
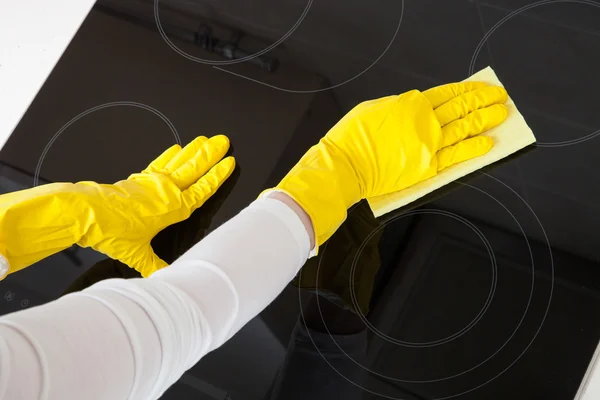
[0,197,311,400]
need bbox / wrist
[274,143,361,248]
[0,182,92,276]
[266,191,316,251]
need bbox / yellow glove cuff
[271,140,362,251]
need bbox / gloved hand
[63,164,240,294]
[0,135,235,278]
[270,82,508,249]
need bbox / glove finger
[435,86,508,127]
[121,244,168,278]
[143,144,182,173]
[440,104,508,148]
[422,82,487,108]
[164,136,208,173]
[171,135,231,190]
[183,156,236,210]
[436,136,494,172]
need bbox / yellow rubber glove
[0,135,235,278]
[271,82,508,249]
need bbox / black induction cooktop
[2,2,600,399]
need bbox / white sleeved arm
[0,197,311,400]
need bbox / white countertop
[0,0,96,149]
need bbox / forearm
[267,191,315,250]
[0,196,311,400]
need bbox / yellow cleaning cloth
[367,66,536,218]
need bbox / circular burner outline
[469,0,600,147]
[155,0,405,94]
[298,174,554,398]
[34,101,182,187]
[348,208,498,348]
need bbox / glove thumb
[122,245,169,278]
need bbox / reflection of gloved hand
[294,200,382,315]
[0,135,235,278]
[270,82,508,249]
